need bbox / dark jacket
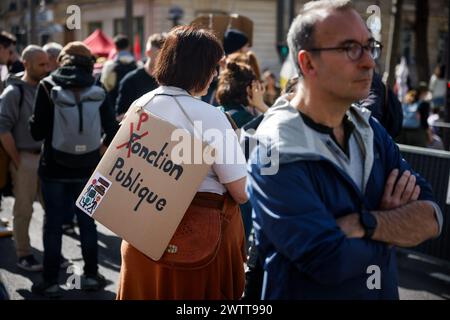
[246,98,440,299]
[29,67,118,180]
[359,73,403,139]
[116,67,158,115]
[218,104,255,129]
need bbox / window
[113,17,143,37]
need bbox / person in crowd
[29,42,118,297]
[216,61,268,243]
[217,61,268,128]
[223,29,251,56]
[0,30,16,235]
[429,64,447,109]
[243,76,299,300]
[202,28,251,106]
[225,52,265,116]
[0,45,49,270]
[395,56,410,103]
[359,72,403,139]
[262,70,281,106]
[7,47,24,74]
[227,51,262,80]
[428,106,445,136]
[43,42,63,73]
[117,25,248,300]
[247,0,442,299]
[0,32,15,71]
[100,34,137,107]
[115,33,167,119]
[43,41,77,234]
[397,85,431,147]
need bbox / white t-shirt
[134,86,247,194]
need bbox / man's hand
[380,169,420,210]
[337,169,422,240]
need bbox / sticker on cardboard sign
[78,173,112,216]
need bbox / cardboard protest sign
[191,14,253,46]
[76,104,213,261]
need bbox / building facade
[0,0,448,83]
[0,0,281,72]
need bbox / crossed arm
[337,169,440,247]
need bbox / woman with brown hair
[215,61,267,246]
[116,25,248,300]
[227,51,262,81]
[217,62,268,127]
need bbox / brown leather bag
[157,193,228,270]
[155,98,238,270]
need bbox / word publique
[109,139,184,212]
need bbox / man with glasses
[246,0,442,299]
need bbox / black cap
[223,29,248,55]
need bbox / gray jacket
[0,75,43,150]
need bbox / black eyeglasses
[307,39,383,61]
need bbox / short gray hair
[21,45,46,62]
[287,0,354,76]
[43,42,63,59]
[146,33,167,51]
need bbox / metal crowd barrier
[399,144,450,262]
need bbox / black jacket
[116,67,158,115]
[359,72,403,139]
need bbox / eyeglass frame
[306,39,383,61]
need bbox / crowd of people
[0,0,446,300]
[395,58,447,149]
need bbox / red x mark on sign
[116,112,150,158]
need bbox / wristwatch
[360,209,377,239]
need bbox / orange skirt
[116,193,247,300]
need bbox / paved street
[0,197,119,300]
[0,196,449,300]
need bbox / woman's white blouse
[135,86,247,195]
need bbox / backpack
[50,85,105,168]
[402,102,421,129]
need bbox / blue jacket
[246,98,441,300]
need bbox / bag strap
[11,84,24,109]
[72,89,83,133]
[137,91,238,138]
[224,112,238,131]
[41,78,55,102]
[145,93,202,138]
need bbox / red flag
[134,34,142,61]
